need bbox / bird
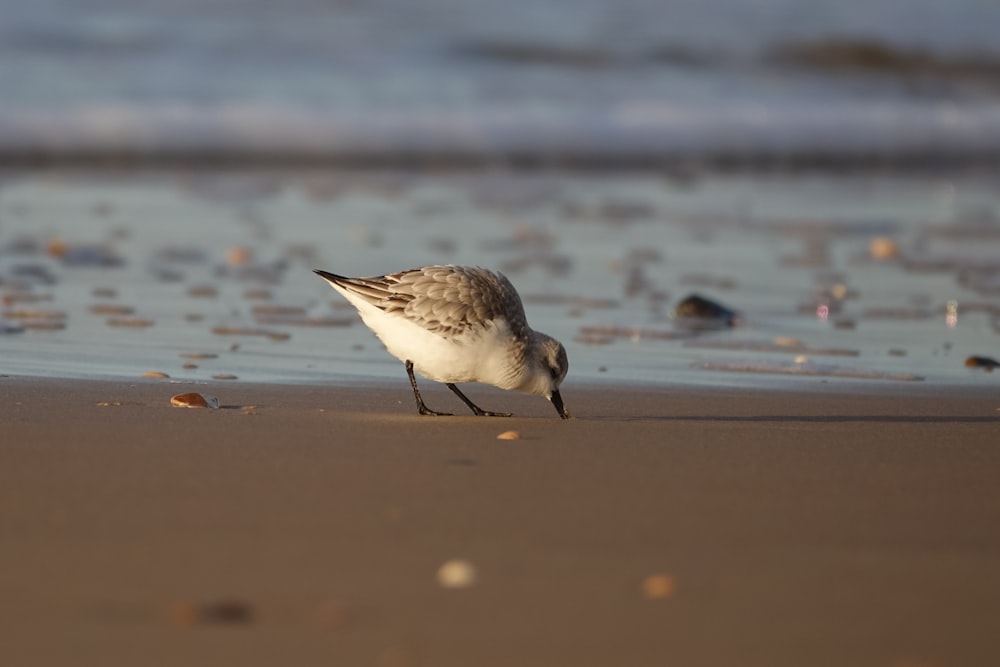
[314,265,570,419]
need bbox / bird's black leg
[446,383,512,417]
[406,360,452,416]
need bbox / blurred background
[2,0,999,387]
[4,0,1000,166]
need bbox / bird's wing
[393,266,529,338]
[315,269,411,311]
[316,266,529,338]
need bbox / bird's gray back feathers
[332,266,529,339]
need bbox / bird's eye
[548,366,559,380]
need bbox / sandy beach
[2,375,998,666]
[4,2,1000,663]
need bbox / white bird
[314,265,570,419]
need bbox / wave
[4,101,1000,167]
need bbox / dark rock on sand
[674,294,741,329]
[964,355,1000,371]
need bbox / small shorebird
[314,265,570,419]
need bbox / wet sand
[3,375,999,667]
[3,168,1000,387]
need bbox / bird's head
[528,333,570,419]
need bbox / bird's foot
[418,406,454,417]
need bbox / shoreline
[3,375,999,666]
[5,152,1000,174]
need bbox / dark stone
[673,294,741,329]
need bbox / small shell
[869,236,899,260]
[496,430,521,440]
[436,559,477,589]
[226,247,254,266]
[143,371,170,378]
[641,574,676,599]
[170,393,219,409]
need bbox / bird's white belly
[357,307,515,387]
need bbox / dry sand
[2,375,999,666]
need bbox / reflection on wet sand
[1,169,998,387]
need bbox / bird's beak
[550,389,571,419]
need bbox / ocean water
[4,0,1000,164]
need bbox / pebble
[143,371,170,378]
[212,374,238,380]
[251,305,307,317]
[673,293,741,328]
[773,337,801,347]
[226,246,254,266]
[496,430,521,440]
[170,393,220,409]
[211,326,290,341]
[90,304,134,315]
[436,559,477,589]
[0,319,25,334]
[198,600,252,624]
[869,236,899,260]
[169,600,253,626]
[641,574,677,599]
[47,239,123,267]
[965,355,999,370]
[2,309,66,321]
[2,293,52,305]
[107,316,155,328]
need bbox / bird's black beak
[550,389,570,419]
